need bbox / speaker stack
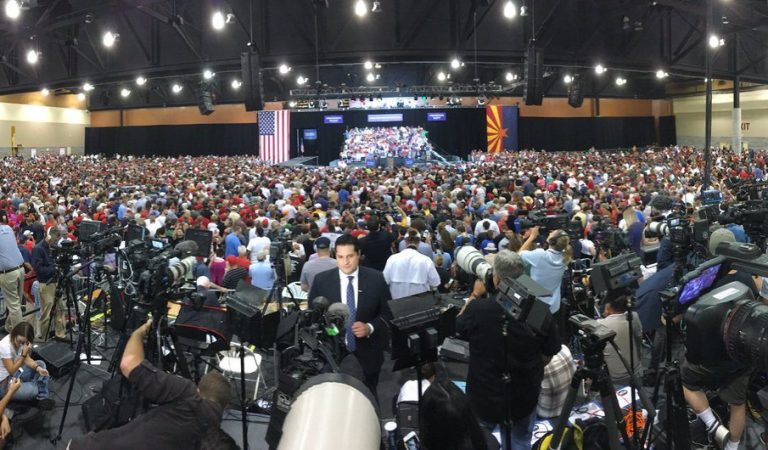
[523,43,544,106]
[241,51,264,112]
[567,76,584,108]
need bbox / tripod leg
[598,375,633,450]
[548,376,585,450]
[666,366,691,450]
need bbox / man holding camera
[456,250,560,448]
[519,226,569,314]
[69,319,231,449]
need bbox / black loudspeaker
[523,44,543,106]
[33,341,75,377]
[568,76,584,108]
[198,89,215,116]
[241,51,264,111]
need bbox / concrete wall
[0,99,89,156]
[674,88,768,149]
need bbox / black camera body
[518,210,570,236]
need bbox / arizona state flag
[486,105,519,152]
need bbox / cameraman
[69,319,231,449]
[519,227,570,314]
[31,227,65,342]
[456,250,560,448]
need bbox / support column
[732,77,741,152]
[702,0,714,190]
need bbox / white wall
[0,102,89,156]
[674,88,768,149]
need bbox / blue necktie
[346,275,357,352]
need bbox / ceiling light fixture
[172,83,183,93]
[40,88,49,97]
[4,0,20,19]
[354,0,367,17]
[594,64,606,75]
[297,75,308,85]
[615,77,626,86]
[364,60,373,70]
[136,76,147,86]
[231,79,242,89]
[26,49,38,65]
[211,11,226,30]
[83,82,94,92]
[366,72,375,82]
[279,64,291,75]
[203,69,215,80]
[450,58,461,70]
[77,93,86,101]
[503,1,517,19]
[437,71,447,81]
[656,69,668,79]
[563,74,573,84]
[120,88,131,98]
[102,31,119,48]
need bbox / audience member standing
[0,210,25,333]
[383,229,440,299]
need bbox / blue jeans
[481,410,536,450]
[0,360,49,401]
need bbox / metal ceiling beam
[399,0,443,50]
[82,27,106,71]
[34,0,64,27]
[533,0,565,48]
[463,0,497,44]
[121,12,152,65]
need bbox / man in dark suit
[308,233,392,400]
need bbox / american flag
[258,110,290,163]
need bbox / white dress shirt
[383,248,441,300]
[338,268,374,335]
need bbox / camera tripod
[548,330,654,450]
[640,297,691,449]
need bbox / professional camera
[51,239,80,268]
[270,231,294,282]
[646,215,713,252]
[518,210,571,236]
[718,201,768,249]
[588,216,626,256]
[456,245,553,334]
[455,245,493,290]
[267,297,355,448]
[685,279,768,370]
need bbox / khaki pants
[0,267,24,333]
[37,282,66,341]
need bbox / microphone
[325,303,350,337]
[311,296,330,314]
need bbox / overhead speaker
[523,44,543,106]
[567,77,584,108]
[197,89,215,116]
[241,51,264,111]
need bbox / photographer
[69,319,231,449]
[30,227,65,342]
[519,227,570,314]
[456,250,560,448]
[596,294,643,386]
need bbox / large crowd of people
[341,126,435,162]
[0,145,766,449]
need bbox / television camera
[267,297,360,448]
[517,210,571,236]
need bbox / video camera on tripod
[518,210,572,236]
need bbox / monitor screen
[678,264,722,305]
[303,129,317,140]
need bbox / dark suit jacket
[308,266,393,375]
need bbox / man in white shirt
[383,230,441,299]
[246,226,271,264]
